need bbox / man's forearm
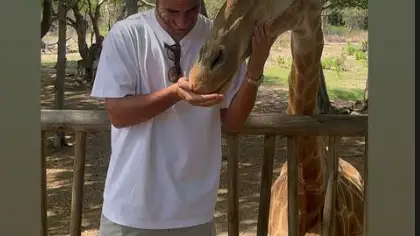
[222,76,259,132]
[105,84,180,128]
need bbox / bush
[322,54,346,72]
[344,43,357,55]
[355,51,367,60]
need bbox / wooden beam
[40,109,368,136]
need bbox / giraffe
[188,0,365,235]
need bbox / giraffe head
[188,0,322,94]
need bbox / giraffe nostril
[210,49,224,70]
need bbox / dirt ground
[41,63,366,236]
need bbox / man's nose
[176,16,189,28]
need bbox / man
[90,0,273,235]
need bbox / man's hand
[173,77,224,107]
[247,23,275,79]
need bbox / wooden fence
[40,109,368,236]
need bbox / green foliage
[275,56,291,68]
[324,0,368,11]
[99,26,109,36]
[324,25,347,35]
[360,40,368,52]
[344,43,357,55]
[203,0,225,18]
[341,7,368,31]
[322,54,346,72]
[343,41,368,61]
[262,67,365,101]
[354,51,367,60]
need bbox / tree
[41,0,54,38]
[317,0,368,114]
[124,0,138,16]
[323,0,367,11]
[53,0,69,148]
[87,0,107,44]
[64,0,107,84]
[341,7,368,33]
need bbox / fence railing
[40,109,368,236]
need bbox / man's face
[156,0,201,38]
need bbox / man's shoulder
[110,10,153,36]
[123,9,153,24]
[197,14,214,30]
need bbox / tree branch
[139,0,155,7]
[97,0,106,6]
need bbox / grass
[263,66,365,101]
[262,36,368,101]
[41,57,366,102]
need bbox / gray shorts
[99,215,216,236]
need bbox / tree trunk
[92,7,102,44]
[41,0,53,39]
[87,2,103,44]
[317,65,333,114]
[361,76,368,111]
[71,4,94,82]
[125,0,138,16]
[363,76,368,101]
[54,0,68,148]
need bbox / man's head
[156,0,201,40]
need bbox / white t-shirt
[90,9,246,230]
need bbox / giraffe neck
[287,16,327,223]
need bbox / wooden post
[321,136,341,236]
[363,134,369,235]
[287,136,299,236]
[69,132,87,236]
[41,131,48,236]
[39,109,368,236]
[256,135,276,236]
[227,134,239,236]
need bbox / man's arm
[220,23,273,132]
[92,23,223,128]
[105,85,180,128]
[91,23,181,128]
[220,66,261,132]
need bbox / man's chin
[174,29,190,34]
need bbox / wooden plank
[321,136,341,236]
[40,109,367,136]
[69,132,87,236]
[227,135,239,236]
[41,131,48,236]
[287,137,299,236]
[256,135,276,236]
[363,134,368,235]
